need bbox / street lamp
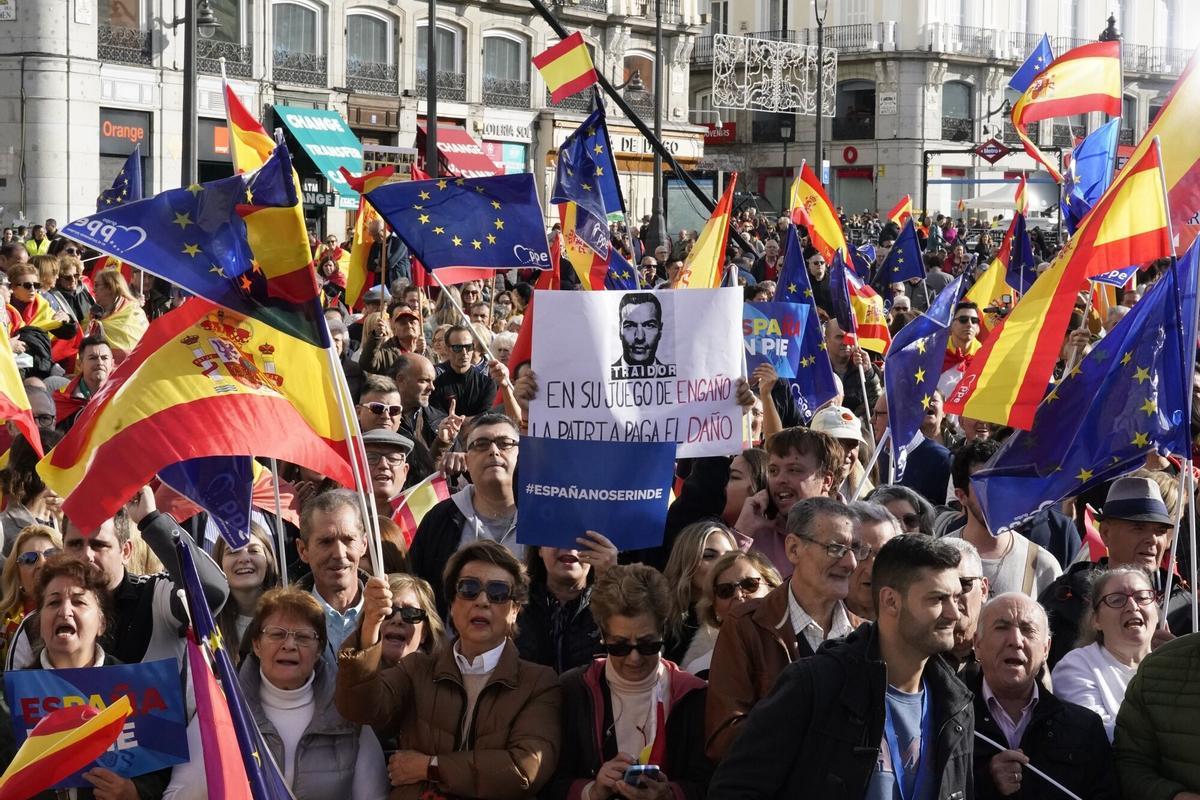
[813,0,830,177]
[181,0,221,187]
[644,0,669,258]
[779,116,794,219]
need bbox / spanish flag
[830,253,891,354]
[964,245,1015,340]
[223,83,275,173]
[532,32,599,104]
[790,162,848,264]
[391,472,452,545]
[339,165,396,309]
[887,194,913,226]
[673,175,737,289]
[1014,174,1029,215]
[1011,41,1122,182]
[946,140,1172,429]
[38,299,356,534]
[0,328,40,458]
[0,697,132,800]
[86,294,149,362]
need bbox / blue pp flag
[159,455,256,549]
[744,302,806,379]
[884,275,966,476]
[1009,33,1055,93]
[516,436,676,551]
[97,146,143,211]
[777,225,839,420]
[971,243,1196,534]
[849,245,875,280]
[551,109,611,258]
[879,219,925,283]
[1061,118,1120,236]
[1004,213,1039,293]
[582,96,627,221]
[1092,264,1141,288]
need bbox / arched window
[273,0,326,86]
[416,21,465,101]
[941,81,972,142]
[833,79,875,140]
[483,33,530,108]
[346,11,396,94]
[622,52,655,116]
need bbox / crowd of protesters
[0,204,1193,800]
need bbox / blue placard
[5,658,189,787]
[1092,265,1139,288]
[743,301,807,379]
[516,436,676,551]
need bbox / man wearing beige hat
[1039,475,1193,670]
[809,404,872,499]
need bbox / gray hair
[299,489,364,541]
[786,497,859,539]
[865,484,936,534]
[940,537,983,577]
[848,501,902,537]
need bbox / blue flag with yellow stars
[96,146,143,211]
[551,109,611,258]
[971,243,1195,535]
[884,274,965,476]
[583,95,626,221]
[851,244,875,280]
[879,218,925,283]
[1061,118,1120,236]
[604,247,639,290]
[64,144,328,347]
[777,224,838,420]
[366,173,551,276]
[1004,213,1039,293]
[1008,33,1054,93]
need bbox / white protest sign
[529,288,745,458]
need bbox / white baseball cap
[810,405,865,443]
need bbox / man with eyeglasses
[942,537,990,673]
[938,301,984,398]
[844,501,902,621]
[355,374,404,434]
[296,489,371,662]
[429,325,499,418]
[805,246,834,315]
[707,497,866,761]
[362,428,413,517]
[409,413,521,615]
[969,593,1117,800]
[1040,476,1194,670]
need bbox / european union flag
[604,247,639,290]
[828,251,857,336]
[552,110,611,257]
[1061,118,1119,235]
[367,173,551,274]
[971,242,1195,534]
[582,96,626,221]
[849,244,875,280]
[97,146,143,211]
[64,144,328,347]
[159,456,255,549]
[879,219,925,283]
[1009,33,1055,93]
[884,275,966,475]
[1004,213,1039,292]
[777,225,838,420]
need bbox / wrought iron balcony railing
[198,40,252,78]
[941,116,973,142]
[416,69,467,102]
[273,49,327,87]
[347,59,398,95]
[483,77,531,109]
[98,24,153,66]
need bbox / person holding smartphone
[545,564,712,800]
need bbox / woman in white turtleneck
[544,564,714,800]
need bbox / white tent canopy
[961,180,1058,212]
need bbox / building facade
[692,0,1195,220]
[0,0,707,233]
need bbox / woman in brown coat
[336,540,562,799]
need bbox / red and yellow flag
[0,328,39,458]
[0,696,132,800]
[790,162,848,264]
[223,84,275,174]
[1014,174,1029,215]
[87,295,149,361]
[946,140,1172,429]
[391,472,452,545]
[532,32,599,104]
[887,194,913,226]
[964,216,1022,340]
[339,165,396,309]
[673,175,737,289]
[559,202,606,290]
[1011,41,1122,182]
[38,300,355,533]
[186,638,253,800]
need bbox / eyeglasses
[360,402,402,417]
[448,343,474,354]
[365,451,407,467]
[16,547,59,566]
[714,576,763,600]
[62,248,80,255]
[16,282,39,290]
[466,436,519,453]
[794,533,871,561]
[387,605,428,624]
[33,414,55,427]
[456,577,514,604]
[954,316,980,325]
[602,639,664,657]
[260,626,321,648]
[59,273,78,282]
[1097,589,1158,609]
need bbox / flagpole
[974,731,1083,800]
[856,359,879,456]
[1159,456,1190,630]
[267,457,288,585]
[851,427,889,501]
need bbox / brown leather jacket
[704,582,862,762]
[335,635,562,799]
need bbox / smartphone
[623,765,664,788]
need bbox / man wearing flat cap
[363,427,414,517]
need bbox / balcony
[1119,127,1136,146]
[693,35,713,67]
[941,116,973,142]
[273,49,327,87]
[98,24,153,67]
[416,69,466,102]
[832,114,874,140]
[545,89,593,113]
[630,0,684,24]
[1147,46,1191,75]
[621,89,654,119]
[483,77,530,109]
[1052,123,1086,148]
[929,24,995,57]
[347,59,398,95]
[823,23,879,53]
[558,0,608,13]
[198,40,252,79]
[1003,118,1039,145]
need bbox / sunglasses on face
[360,402,402,417]
[17,547,59,566]
[456,577,514,604]
[448,343,473,354]
[1097,589,1157,609]
[16,282,39,290]
[386,605,428,623]
[466,436,519,453]
[62,248,80,255]
[714,576,763,600]
[602,639,664,657]
[954,316,980,325]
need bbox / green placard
[273,105,364,202]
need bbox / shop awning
[416,125,503,178]
[273,105,364,209]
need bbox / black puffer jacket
[515,583,602,675]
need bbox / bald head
[395,352,436,411]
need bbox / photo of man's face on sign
[611,292,676,380]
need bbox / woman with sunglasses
[336,539,561,798]
[0,428,64,556]
[1051,566,1159,741]
[0,524,60,666]
[662,522,739,664]
[30,255,76,322]
[682,551,781,676]
[48,253,95,322]
[7,261,77,347]
[212,525,280,667]
[376,574,444,667]
[546,564,712,800]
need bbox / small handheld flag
[776,225,839,420]
[674,175,737,289]
[97,147,142,211]
[886,194,913,227]
[1008,33,1055,93]
[879,219,925,283]
[533,32,599,104]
